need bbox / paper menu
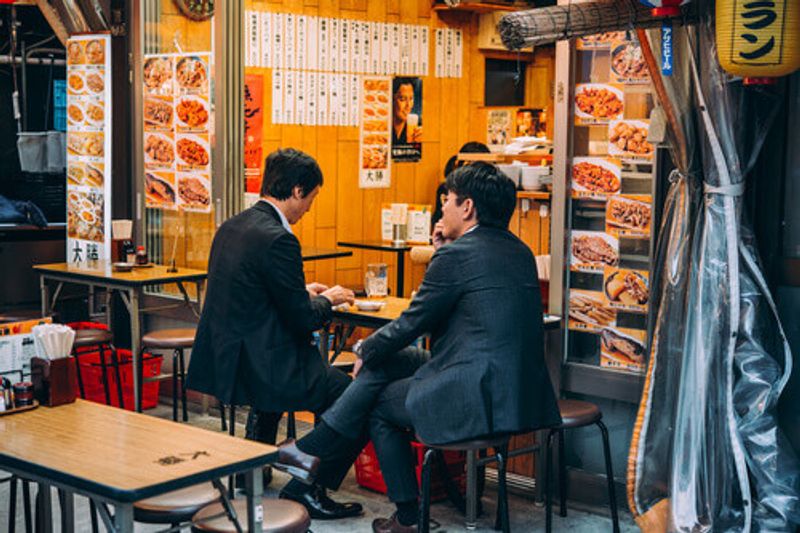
[246,10,260,67]
[350,20,361,73]
[361,22,371,73]
[349,75,360,127]
[296,15,307,71]
[390,24,400,74]
[370,23,381,75]
[420,27,429,76]
[272,69,283,124]
[410,26,420,76]
[318,17,329,74]
[605,194,652,238]
[273,13,284,70]
[570,230,619,274]
[603,267,649,313]
[359,77,392,189]
[295,70,306,125]
[434,29,444,78]
[261,12,272,68]
[306,71,317,126]
[571,157,622,200]
[380,204,432,243]
[67,35,112,264]
[328,74,340,126]
[330,18,340,73]
[568,289,617,333]
[400,25,411,75]
[381,23,391,75]
[600,326,646,372]
[284,13,296,70]
[453,29,463,78]
[445,28,453,78]
[340,20,350,74]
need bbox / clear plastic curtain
[627,3,800,532]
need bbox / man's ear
[462,198,476,221]
[292,185,305,200]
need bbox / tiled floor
[0,404,638,532]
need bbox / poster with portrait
[390,77,422,162]
[514,108,543,138]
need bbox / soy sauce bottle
[135,246,149,266]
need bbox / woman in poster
[391,77,422,162]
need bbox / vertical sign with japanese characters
[66,35,112,264]
[244,74,264,196]
[359,77,391,188]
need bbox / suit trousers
[314,347,429,502]
[244,365,357,489]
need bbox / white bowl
[497,164,522,187]
[521,166,551,191]
[354,300,386,312]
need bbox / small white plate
[112,262,134,272]
[354,300,386,312]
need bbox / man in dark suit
[292,162,562,532]
[186,148,363,519]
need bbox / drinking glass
[365,263,388,299]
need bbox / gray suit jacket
[360,226,561,445]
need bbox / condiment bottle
[123,240,136,264]
[135,245,148,266]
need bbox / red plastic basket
[69,322,162,411]
[355,441,466,502]
[77,349,162,411]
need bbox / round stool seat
[556,399,601,428]
[73,328,113,348]
[134,483,219,524]
[192,498,310,533]
[142,328,196,349]
[419,434,510,452]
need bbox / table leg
[465,450,478,530]
[58,490,74,533]
[319,325,331,364]
[197,279,206,310]
[129,288,142,413]
[245,468,265,532]
[40,276,49,318]
[38,483,53,533]
[396,252,405,297]
[113,503,134,533]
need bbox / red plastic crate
[355,441,466,502]
[77,349,162,411]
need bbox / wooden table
[337,241,412,297]
[0,400,277,532]
[33,262,208,412]
[301,247,353,262]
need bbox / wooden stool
[544,399,619,533]
[418,434,511,533]
[72,328,123,408]
[141,328,195,422]
[135,483,220,526]
[191,498,310,533]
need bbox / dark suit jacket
[186,202,332,412]
[360,226,561,445]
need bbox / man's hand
[353,357,364,378]
[321,285,355,306]
[306,282,329,297]
[432,221,451,250]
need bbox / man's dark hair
[445,162,517,229]
[260,148,323,200]
[393,77,417,94]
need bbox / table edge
[33,267,207,287]
[0,451,277,503]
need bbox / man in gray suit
[292,162,561,532]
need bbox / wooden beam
[34,0,69,46]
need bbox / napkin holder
[31,356,77,407]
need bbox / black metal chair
[417,434,512,533]
[544,399,620,533]
[140,328,196,422]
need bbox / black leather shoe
[234,466,272,491]
[279,485,363,520]
[372,513,418,532]
[272,439,320,485]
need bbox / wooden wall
[245,0,555,294]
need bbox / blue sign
[661,19,673,76]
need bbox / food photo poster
[142,53,212,214]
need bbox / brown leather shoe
[372,513,418,533]
[272,439,320,485]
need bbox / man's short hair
[260,148,323,200]
[445,162,517,229]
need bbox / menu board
[605,194,652,237]
[142,53,212,213]
[574,83,624,125]
[0,317,52,376]
[609,38,650,84]
[571,157,622,200]
[608,120,654,162]
[568,289,616,333]
[66,35,112,264]
[359,77,391,189]
[244,11,432,77]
